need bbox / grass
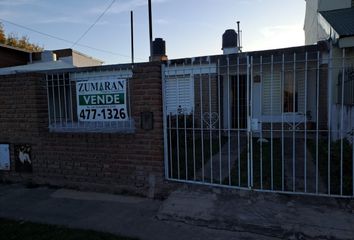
[168,116,354,197]
[168,128,226,181]
[0,218,138,240]
[307,138,353,196]
[224,138,283,190]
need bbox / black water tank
[152,38,166,56]
[222,29,238,49]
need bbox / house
[0,2,352,198]
[164,32,330,134]
[0,46,103,75]
[304,0,354,139]
[0,43,33,68]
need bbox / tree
[0,23,6,44]
[6,33,19,47]
[0,22,43,51]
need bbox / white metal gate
[162,48,354,198]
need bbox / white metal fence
[163,48,354,198]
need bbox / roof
[0,60,75,75]
[167,42,328,66]
[53,48,104,64]
[0,43,33,53]
[320,7,354,37]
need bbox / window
[46,69,134,133]
[262,72,281,115]
[165,75,194,115]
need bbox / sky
[0,0,306,65]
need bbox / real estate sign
[76,79,128,121]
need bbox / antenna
[130,11,134,66]
[148,0,153,61]
[131,10,134,66]
[237,21,241,50]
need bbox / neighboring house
[304,0,354,45]
[304,0,354,139]
[0,46,103,75]
[0,43,33,68]
[52,48,104,68]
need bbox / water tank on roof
[151,38,167,61]
[153,38,166,56]
[222,29,238,54]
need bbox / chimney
[151,38,168,61]
[222,29,239,54]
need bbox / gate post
[161,63,169,180]
[246,55,253,188]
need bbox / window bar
[73,72,80,128]
[175,64,180,180]
[108,72,113,129]
[51,74,57,127]
[184,108,188,180]
[260,56,264,190]
[57,73,63,127]
[270,55,274,190]
[293,53,296,192]
[83,71,88,129]
[352,128,354,197]
[75,72,82,129]
[340,48,346,196]
[327,48,332,195]
[124,71,128,130]
[128,72,132,130]
[227,56,231,186]
[192,60,196,181]
[183,63,188,180]
[281,54,285,191]
[304,52,308,193]
[200,59,205,182]
[237,56,241,186]
[316,51,320,194]
[62,73,68,126]
[249,56,254,188]
[46,75,51,128]
[69,74,74,128]
[169,108,173,178]
[218,59,222,184]
[208,59,213,183]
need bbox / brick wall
[0,62,167,198]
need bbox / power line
[0,18,73,45]
[72,0,116,48]
[0,17,146,61]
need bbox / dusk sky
[0,0,306,64]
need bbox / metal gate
[162,48,354,198]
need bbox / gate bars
[163,48,354,198]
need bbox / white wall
[304,0,352,44]
[330,47,354,140]
[331,104,354,141]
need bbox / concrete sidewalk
[158,186,354,240]
[0,184,278,240]
[1,184,353,240]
